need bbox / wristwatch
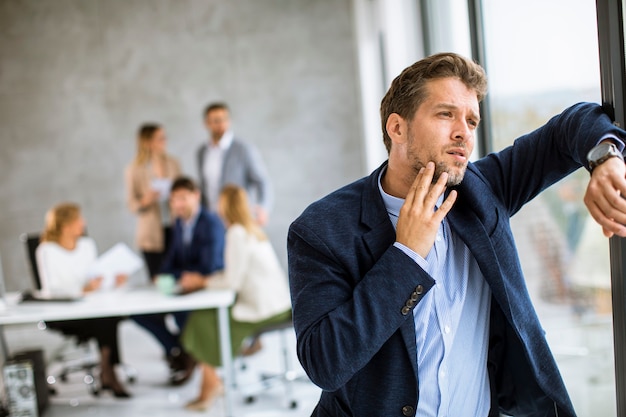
[587,142,624,171]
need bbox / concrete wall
[0,0,365,291]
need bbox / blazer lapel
[360,163,396,264]
[446,187,512,319]
[360,162,420,382]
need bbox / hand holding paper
[88,243,143,290]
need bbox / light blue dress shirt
[182,210,200,246]
[379,169,492,417]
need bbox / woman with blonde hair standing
[125,123,180,278]
[35,203,130,398]
[181,184,292,411]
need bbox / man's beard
[406,137,467,186]
[414,160,466,187]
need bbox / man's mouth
[447,148,467,162]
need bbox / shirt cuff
[598,134,625,153]
[393,242,428,270]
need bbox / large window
[355,0,618,414]
[480,1,615,415]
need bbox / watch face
[589,143,612,161]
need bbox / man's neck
[182,206,200,224]
[381,161,413,199]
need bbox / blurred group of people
[34,102,292,411]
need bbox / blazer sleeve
[474,102,626,216]
[288,217,435,392]
[194,213,225,276]
[196,145,209,207]
[244,143,274,211]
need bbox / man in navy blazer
[288,53,626,416]
[160,178,225,283]
[134,176,225,386]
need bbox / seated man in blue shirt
[134,176,225,386]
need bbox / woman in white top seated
[181,185,292,411]
[35,203,130,398]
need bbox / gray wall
[0,0,365,291]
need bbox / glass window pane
[481,1,615,416]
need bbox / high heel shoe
[101,384,132,398]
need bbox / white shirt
[206,224,291,322]
[35,237,98,297]
[203,130,234,211]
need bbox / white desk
[0,287,237,416]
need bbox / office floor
[4,320,321,417]
[6,305,614,417]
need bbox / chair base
[46,338,137,397]
[233,321,308,410]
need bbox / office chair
[19,233,136,396]
[235,313,308,409]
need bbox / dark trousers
[142,225,172,280]
[47,317,122,365]
[131,311,190,356]
[142,251,165,280]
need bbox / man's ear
[386,113,407,144]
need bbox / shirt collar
[183,208,201,228]
[378,167,404,219]
[378,166,444,217]
[210,130,234,150]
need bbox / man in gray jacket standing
[197,102,273,225]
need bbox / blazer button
[415,285,424,295]
[402,405,415,416]
[406,299,415,308]
[401,306,411,316]
[410,291,419,302]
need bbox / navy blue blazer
[288,103,626,417]
[160,208,225,279]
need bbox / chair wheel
[91,389,100,397]
[289,400,298,409]
[244,396,256,404]
[127,376,136,384]
[48,387,57,396]
[60,374,68,382]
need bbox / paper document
[151,178,173,202]
[88,243,144,290]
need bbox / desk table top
[0,287,235,325]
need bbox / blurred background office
[0,1,621,416]
[0,0,366,292]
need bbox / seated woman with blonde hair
[35,203,130,398]
[181,185,292,411]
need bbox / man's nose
[452,119,472,142]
